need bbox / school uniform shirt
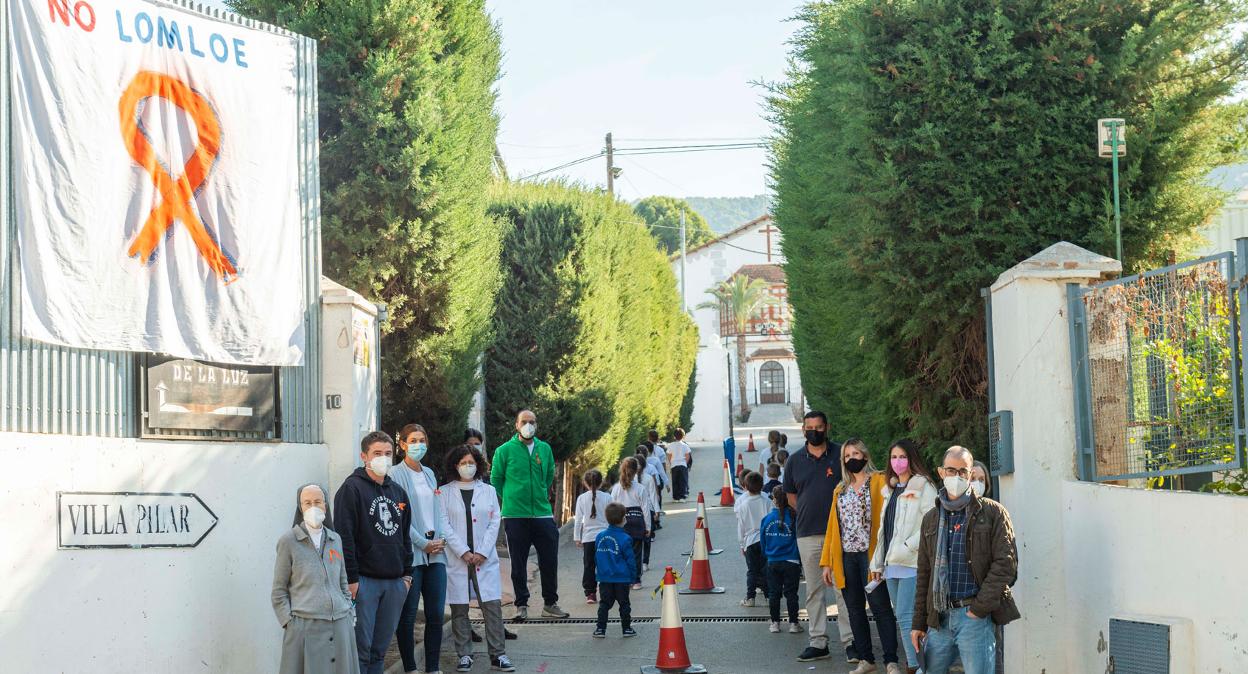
[668,441,692,468]
[574,489,613,543]
[734,492,771,548]
[594,525,637,583]
[758,447,779,476]
[760,508,800,563]
[609,480,652,529]
[644,456,667,489]
[639,471,661,514]
[440,480,502,604]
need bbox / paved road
[389,424,895,673]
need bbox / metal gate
[759,360,785,404]
[1067,249,1246,483]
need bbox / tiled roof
[733,264,785,283]
[749,347,795,359]
[676,214,773,258]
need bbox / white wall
[1192,198,1248,258]
[991,241,1248,673]
[689,339,729,442]
[322,278,380,488]
[0,434,328,673]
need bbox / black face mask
[805,430,827,447]
[844,457,867,474]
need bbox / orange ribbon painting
[118,71,237,281]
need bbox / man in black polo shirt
[783,411,854,663]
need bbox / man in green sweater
[491,409,570,621]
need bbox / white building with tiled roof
[671,214,804,441]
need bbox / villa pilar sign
[145,356,276,433]
[57,492,219,549]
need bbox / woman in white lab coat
[439,444,514,673]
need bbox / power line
[515,151,604,181]
[516,141,767,183]
[617,136,764,143]
[615,142,766,152]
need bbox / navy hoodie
[333,467,414,583]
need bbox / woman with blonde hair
[820,439,900,673]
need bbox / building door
[759,361,786,404]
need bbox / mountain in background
[685,194,772,233]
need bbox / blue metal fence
[1068,248,1247,483]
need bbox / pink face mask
[890,457,909,475]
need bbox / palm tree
[698,275,777,420]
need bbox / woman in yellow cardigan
[819,439,901,674]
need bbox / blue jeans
[887,576,919,668]
[395,562,446,673]
[924,608,996,674]
[354,575,408,674]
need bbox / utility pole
[605,132,614,195]
[1097,118,1126,261]
[680,209,687,312]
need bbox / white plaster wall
[322,284,379,488]
[1061,481,1248,671]
[688,338,729,442]
[0,433,329,673]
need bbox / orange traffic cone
[641,567,707,674]
[682,493,722,555]
[719,459,735,507]
[747,433,756,452]
[735,453,744,479]
[679,518,724,595]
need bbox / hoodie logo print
[369,495,401,537]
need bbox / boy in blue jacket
[760,485,803,634]
[593,502,637,638]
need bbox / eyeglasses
[941,467,971,479]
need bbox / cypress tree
[772,0,1248,460]
[230,0,505,461]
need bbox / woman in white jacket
[869,439,938,674]
[609,456,652,590]
[439,445,514,673]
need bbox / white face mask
[368,455,391,477]
[458,463,477,481]
[943,475,969,499]
[969,480,986,498]
[303,506,326,529]
[520,422,536,440]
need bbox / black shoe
[797,646,831,662]
[847,645,861,664]
[471,629,483,643]
[592,627,606,638]
[622,626,637,638]
[505,628,518,640]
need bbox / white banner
[6,0,306,365]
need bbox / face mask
[520,423,536,440]
[804,429,826,446]
[458,463,477,481]
[368,455,390,477]
[890,457,909,475]
[944,475,969,498]
[844,457,867,474]
[408,442,428,461]
[303,506,325,529]
[969,480,986,498]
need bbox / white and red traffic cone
[682,492,722,555]
[719,459,736,507]
[679,518,724,595]
[747,433,756,452]
[641,567,707,674]
[735,452,745,479]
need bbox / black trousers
[596,582,632,630]
[581,541,597,596]
[744,542,768,599]
[504,517,560,608]
[766,560,801,623]
[672,465,690,500]
[841,550,899,665]
[631,539,644,583]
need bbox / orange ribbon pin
[118,71,237,280]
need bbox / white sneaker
[886,664,904,674]
[740,597,756,607]
[769,621,781,633]
[850,662,878,674]
[643,563,650,572]
[789,622,804,634]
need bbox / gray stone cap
[990,241,1121,292]
[322,276,379,315]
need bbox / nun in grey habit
[272,484,360,674]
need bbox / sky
[485,1,805,200]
